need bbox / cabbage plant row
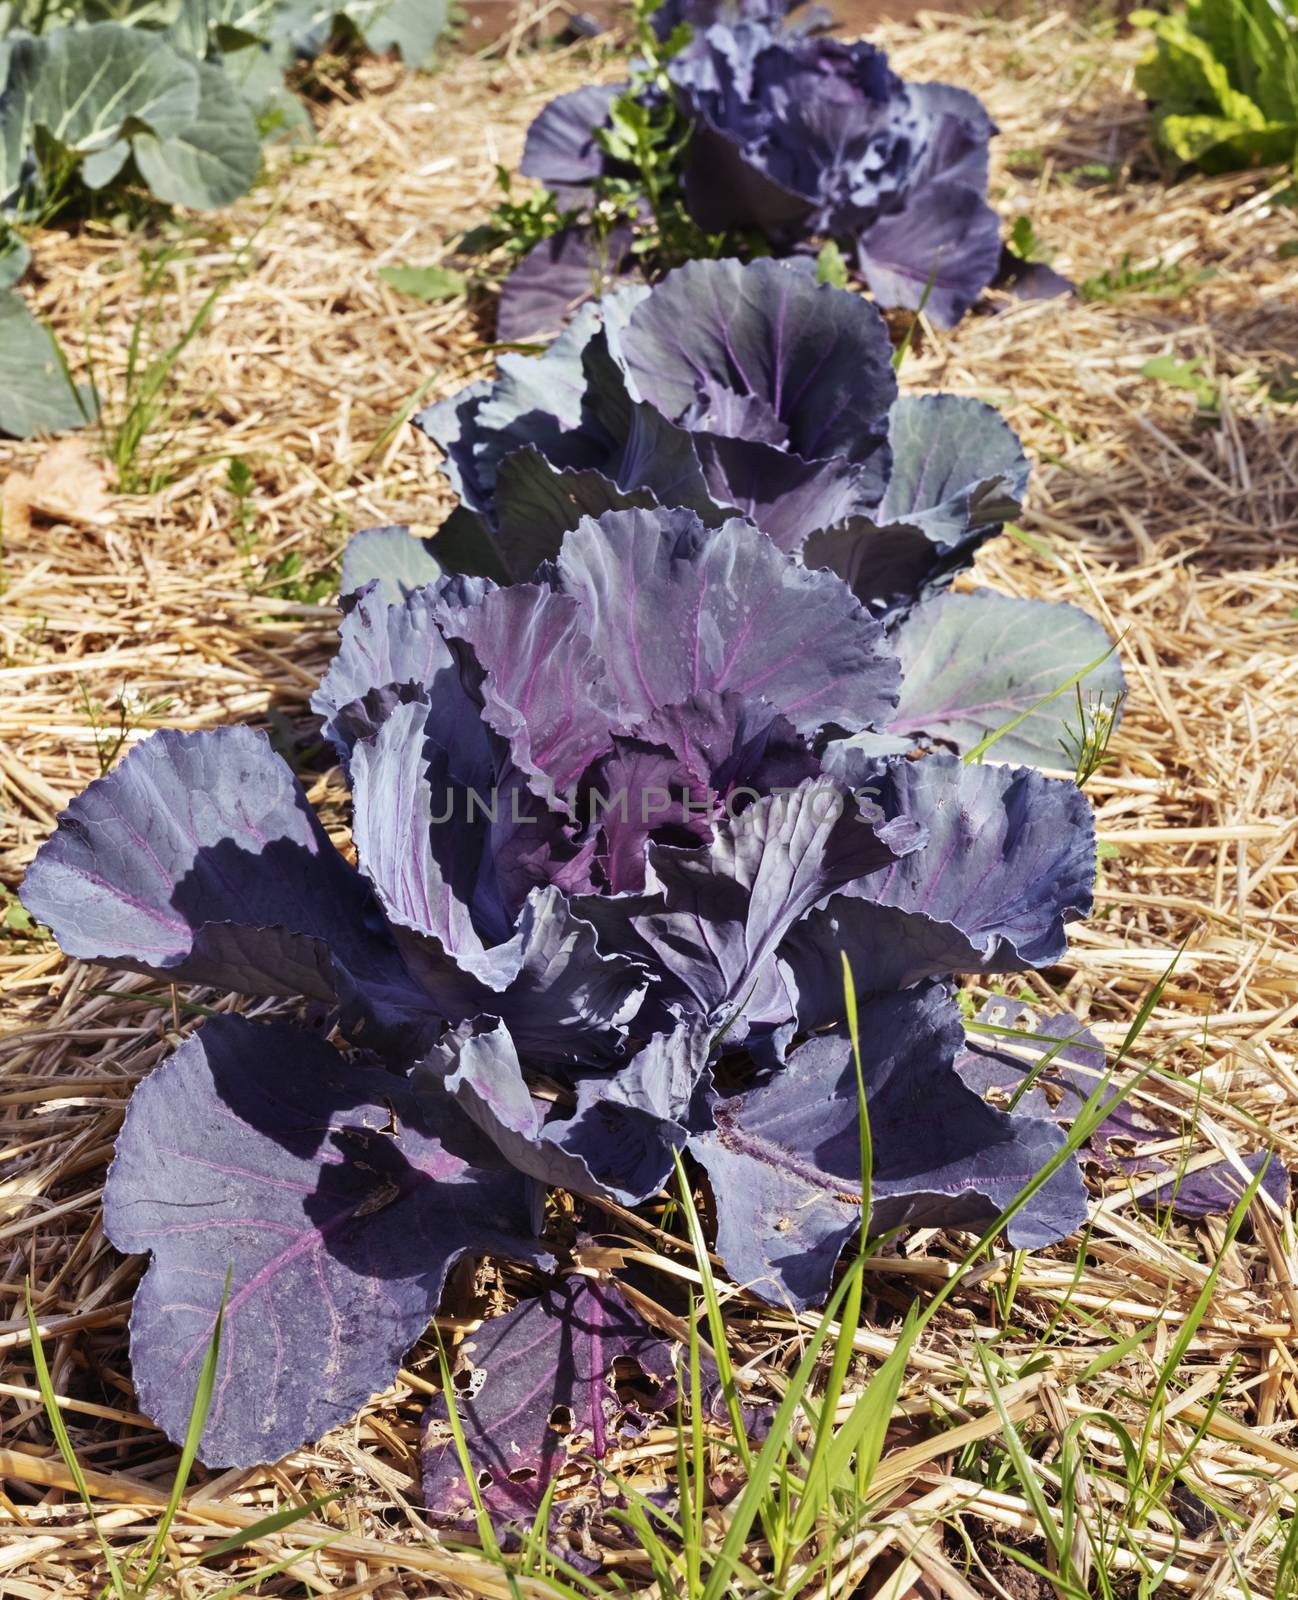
[23,255,1131,1525]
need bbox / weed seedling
[78,683,175,775]
[1060,684,1127,785]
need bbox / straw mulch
[2,7,1297,1595]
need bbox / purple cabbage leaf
[340,522,443,606]
[781,752,1097,1029]
[497,222,640,347]
[886,590,1127,766]
[422,1275,683,1528]
[691,983,1087,1310]
[103,1015,547,1468]
[670,26,1002,326]
[958,997,1289,1218]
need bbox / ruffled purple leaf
[641,691,820,808]
[887,590,1126,768]
[104,1015,544,1468]
[802,395,1028,616]
[873,395,1029,546]
[687,432,868,552]
[957,998,1124,1138]
[667,31,999,324]
[312,581,460,761]
[994,245,1074,304]
[802,519,968,621]
[670,28,906,241]
[19,728,419,1027]
[618,257,896,473]
[690,983,1087,1309]
[844,753,1096,967]
[905,82,995,192]
[348,696,499,952]
[422,1276,680,1526]
[428,1018,710,1205]
[414,301,604,530]
[430,1018,626,1197]
[439,582,620,799]
[497,224,637,346]
[494,449,658,557]
[604,402,738,525]
[562,1025,720,1200]
[682,120,815,238]
[1144,1154,1288,1218]
[588,734,705,896]
[395,886,646,1068]
[554,506,901,737]
[783,754,1094,1026]
[625,777,919,1032]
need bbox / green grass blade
[816,1300,920,1515]
[432,1326,512,1576]
[699,1260,867,1600]
[672,1161,755,1483]
[194,1492,342,1562]
[1132,1157,1268,1521]
[138,1269,232,1588]
[976,1339,1073,1583]
[24,1280,130,1600]
[892,257,940,371]
[203,1536,335,1600]
[785,954,876,1554]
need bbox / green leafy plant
[1132,0,1298,174]
[0,285,96,437]
[1010,212,1052,263]
[379,261,469,301]
[2,882,46,937]
[1060,685,1127,787]
[815,238,850,287]
[226,454,258,560]
[0,22,263,224]
[474,0,724,278]
[95,232,264,488]
[1078,252,1211,302]
[0,0,452,438]
[1141,352,1220,410]
[587,1,725,271]
[462,165,578,263]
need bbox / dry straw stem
[2,3,1297,1594]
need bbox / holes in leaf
[477,1469,493,1489]
[549,1404,573,1435]
[507,1467,537,1484]
[453,1365,487,1400]
[611,1355,658,1409]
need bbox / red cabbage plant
[23,258,1116,1530]
[494,0,1036,341]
